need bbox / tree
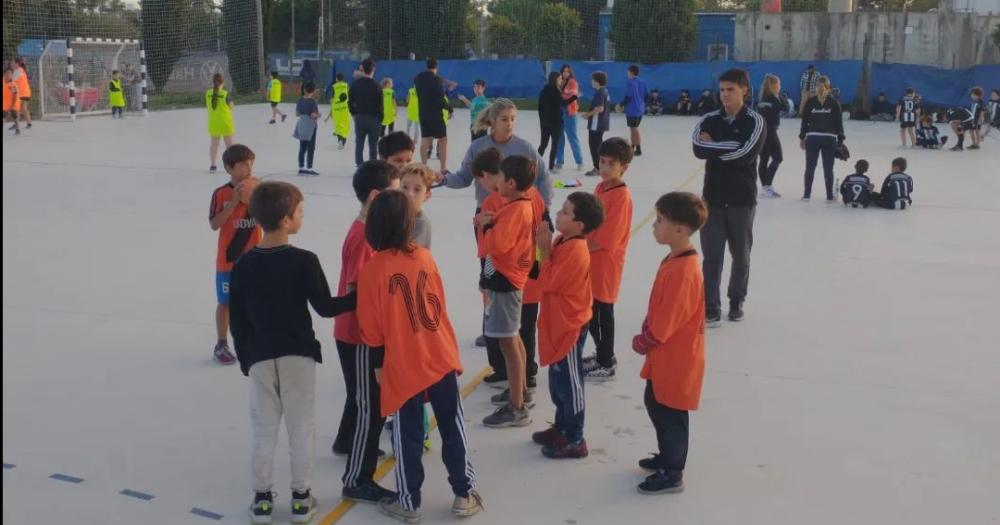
[611,0,696,63]
[140,0,190,93]
[565,0,604,59]
[490,0,543,58]
[487,14,526,57]
[536,3,582,60]
[222,0,262,93]
[364,0,469,59]
[993,23,1000,50]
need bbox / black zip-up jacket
[692,106,766,207]
[347,76,383,121]
[757,93,783,133]
[538,84,575,128]
[799,96,844,142]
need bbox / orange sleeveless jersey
[209,183,262,272]
[482,196,534,290]
[587,181,632,303]
[537,236,592,366]
[357,246,463,417]
[639,252,706,411]
[3,80,20,112]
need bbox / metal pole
[140,39,148,115]
[255,0,267,90]
[67,38,76,121]
[388,0,393,59]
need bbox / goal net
[38,38,143,119]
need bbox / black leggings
[803,135,837,199]
[588,300,615,368]
[588,130,605,169]
[757,131,782,186]
[298,127,317,169]
[538,123,564,170]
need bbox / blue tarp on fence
[321,58,996,110]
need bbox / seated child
[675,89,692,115]
[871,157,913,210]
[646,89,663,116]
[840,159,874,208]
[871,92,894,122]
[915,115,948,149]
[697,89,717,115]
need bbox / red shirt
[357,246,463,417]
[639,251,706,411]
[537,236,592,365]
[588,181,632,303]
[334,220,374,344]
[209,183,262,272]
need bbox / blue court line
[190,507,224,520]
[120,489,155,501]
[2,463,15,469]
[50,473,84,483]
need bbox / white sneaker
[577,163,585,171]
[452,490,484,517]
[584,364,616,382]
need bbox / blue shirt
[589,87,610,132]
[623,77,649,117]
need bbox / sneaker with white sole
[342,482,396,504]
[583,364,615,382]
[482,403,531,428]
[490,388,534,408]
[451,490,484,517]
[290,491,318,524]
[250,492,275,525]
[214,342,236,365]
[706,311,722,327]
[378,497,422,524]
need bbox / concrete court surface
[3,104,999,525]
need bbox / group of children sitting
[208,116,710,523]
[840,157,914,210]
[644,88,731,116]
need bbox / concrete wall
[735,12,1000,68]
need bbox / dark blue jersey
[897,95,917,123]
[878,172,913,210]
[841,173,872,208]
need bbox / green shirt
[469,95,490,127]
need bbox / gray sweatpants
[700,204,756,314]
[249,356,316,493]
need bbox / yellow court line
[628,166,704,238]
[319,367,493,525]
[322,165,702,524]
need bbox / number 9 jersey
[840,173,873,208]
[357,245,463,418]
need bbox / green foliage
[487,14,527,57]
[364,0,470,60]
[222,0,262,94]
[536,3,582,60]
[993,24,1000,50]
[141,0,190,93]
[610,0,696,63]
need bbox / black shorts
[420,116,447,139]
[900,121,915,129]
[19,97,30,102]
[626,116,643,128]
[270,102,278,108]
[960,121,976,132]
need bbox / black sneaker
[482,403,531,428]
[483,372,508,389]
[638,454,661,471]
[343,482,397,504]
[526,375,537,389]
[706,311,721,327]
[634,145,643,156]
[209,165,217,173]
[638,472,684,495]
[968,144,980,150]
[950,144,963,151]
[250,492,274,525]
[290,490,318,524]
[490,388,534,408]
[728,303,744,322]
[474,335,486,347]
[268,119,276,124]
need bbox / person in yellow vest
[405,85,420,142]
[266,71,287,124]
[381,77,397,137]
[108,70,126,119]
[206,72,236,173]
[324,72,350,150]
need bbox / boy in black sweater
[230,181,356,525]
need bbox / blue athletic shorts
[216,272,231,305]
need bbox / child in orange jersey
[3,68,21,135]
[532,192,605,459]
[208,144,263,365]
[477,155,537,428]
[357,190,484,523]
[632,192,708,495]
[472,149,509,383]
[582,137,634,381]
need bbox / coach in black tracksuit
[692,68,766,325]
[349,58,384,167]
[799,76,844,201]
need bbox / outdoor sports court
[3,106,999,525]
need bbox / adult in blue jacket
[618,65,649,156]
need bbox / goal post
[38,37,144,120]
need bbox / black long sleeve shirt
[691,106,766,207]
[348,76,383,121]
[229,245,356,376]
[757,93,783,132]
[414,70,453,123]
[799,96,845,142]
[538,84,574,128]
